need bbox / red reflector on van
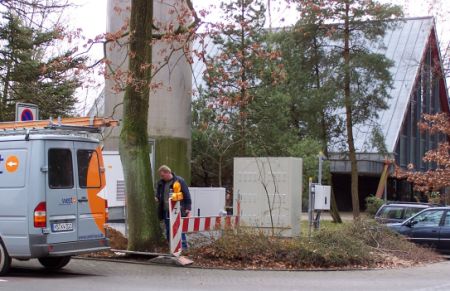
[105,200,109,222]
[34,202,47,228]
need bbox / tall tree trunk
[343,1,360,219]
[1,67,10,121]
[239,2,247,156]
[313,37,342,223]
[329,185,342,223]
[119,0,163,251]
[218,155,223,187]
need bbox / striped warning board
[169,197,240,257]
[181,216,239,233]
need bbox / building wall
[395,36,447,171]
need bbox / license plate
[51,222,74,232]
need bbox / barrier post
[168,198,182,257]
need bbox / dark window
[378,206,404,219]
[77,150,101,188]
[444,212,450,227]
[404,207,427,219]
[49,149,74,189]
[412,210,444,227]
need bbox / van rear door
[45,141,78,244]
[74,142,107,241]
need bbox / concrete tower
[104,0,192,181]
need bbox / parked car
[375,202,431,224]
[387,207,450,254]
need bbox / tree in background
[191,90,237,188]
[294,0,402,219]
[273,7,341,144]
[395,113,450,203]
[0,1,86,121]
[272,5,344,222]
[202,0,285,156]
[192,0,290,188]
[288,137,331,210]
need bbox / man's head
[158,165,173,182]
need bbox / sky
[65,0,449,114]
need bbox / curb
[73,256,445,272]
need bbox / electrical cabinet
[233,157,302,237]
[189,187,226,217]
[313,185,331,210]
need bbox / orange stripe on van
[86,146,107,234]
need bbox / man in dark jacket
[156,165,191,248]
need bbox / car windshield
[378,206,404,220]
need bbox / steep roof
[351,16,446,153]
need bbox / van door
[74,142,107,241]
[45,141,78,244]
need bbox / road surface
[1,258,449,290]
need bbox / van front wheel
[0,240,11,275]
[38,256,71,270]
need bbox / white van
[0,121,111,274]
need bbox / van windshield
[48,149,74,189]
[77,150,101,188]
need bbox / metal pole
[384,159,388,203]
[308,177,313,240]
[318,151,323,185]
[124,198,128,238]
[314,152,324,230]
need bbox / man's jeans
[164,211,188,250]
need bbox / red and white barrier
[169,198,240,257]
[181,215,239,233]
[169,198,183,256]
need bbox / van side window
[49,149,74,189]
[77,150,101,188]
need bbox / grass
[300,220,345,237]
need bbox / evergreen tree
[191,90,237,188]
[0,11,85,121]
[273,13,340,144]
[271,7,345,222]
[192,0,293,187]
[295,0,402,218]
[204,0,284,156]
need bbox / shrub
[189,220,440,269]
[365,195,384,216]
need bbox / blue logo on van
[60,197,76,205]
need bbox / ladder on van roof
[0,116,119,133]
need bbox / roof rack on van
[0,116,119,133]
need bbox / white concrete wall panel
[233,157,302,237]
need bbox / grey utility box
[313,185,331,210]
[189,187,226,217]
[233,157,302,237]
